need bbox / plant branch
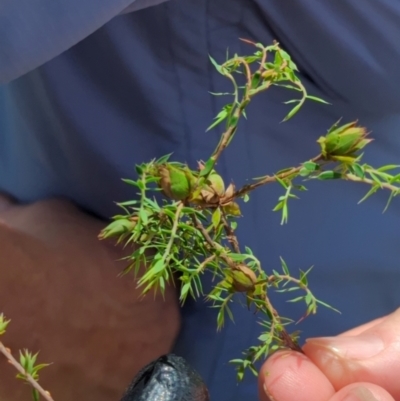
[231,155,323,200]
[220,210,241,253]
[162,202,184,263]
[0,342,54,401]
[263,294,303,354]
[345,173,400,192]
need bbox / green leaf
[206,108,229,132]
[299,271,308,286]
[377,164,400,172]
[156,153,173,164]
[0,314,10,335]
[209,55,224,75]
[212,208,222,228]
[275,176,288,189]
[151,259,165,275]
[243,194,250,203]
[209,91,234,96]
[139,208,149,225]
[282,101,303,121]
[245,246,253,255]
[383,190,398,213]
[349,163,365,178]
[287,296,305,303]
[316,299,341,314]
[283,99,301,105]
[121,178,140,187]
[280,257,290,275]
[199,158,215,177]
[180,282,191,301]
[358,184,380,204]
[318,171,342,180]
[32,389,40,401]
[299,167,311,177]
[303,161,319,172]
[272,200,284,212]
[251,72,262,89]
[274,83,302,92]
[306,95,331,105]
[32,363,51,374]
[304,292,313,306]
[117,200,139,206]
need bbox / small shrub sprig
[0,314,53,401]
[100,40,400,379]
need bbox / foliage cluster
[2,40,400,399]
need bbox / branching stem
[0,342,54,401]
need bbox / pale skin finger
[329,383,394,401]
[260,352,395,401]
[339,317,386,337]
[304,308,400,398]
[259,350,335,401]
[260,312,398,401]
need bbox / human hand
[259,309,400,401]
[0,195,180,401]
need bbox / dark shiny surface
[120,354,210,401]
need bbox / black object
[120,354,210,401]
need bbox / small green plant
[100,40,400,380]
[0,314,53,401]
[2,39,400,401]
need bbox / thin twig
[189,215,236,269]
[0,342,54,401]
[232,154,324,200]
[345,173,400,192]
[162,202,184,263]
[220,210,241,253]
[190,213,302,353]
[196,255,216,273]
[263,296,303,353]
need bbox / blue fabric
[1,1,400,400]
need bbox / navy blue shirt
[1,1,400,400]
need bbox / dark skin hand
[0,195,180,401]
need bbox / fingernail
[344,386,379,401]
[306,334,384,360]
[263,383,277,401]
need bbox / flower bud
[99,217,137,239]
[157,164,192,200]
[230,264,257,293]
[222,202,241,216]
[317,121,372,161]
[208,172,225,196]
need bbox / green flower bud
[99,217,137,239]
[317,121,372,160]
[157,164,192,200]
[208,172,225,196]
[222,202,241,216]
[227,265,257,293]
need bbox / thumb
[303,307,400,398]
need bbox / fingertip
[330,383,395,401]
[259,350,335,401]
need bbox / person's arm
[0,196,180,401]
[0,0,168,84]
